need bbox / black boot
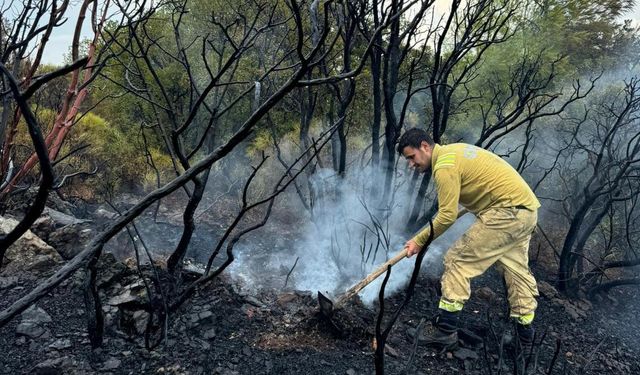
[515,322,535,350]
[418,310,459,349]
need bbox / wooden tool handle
[334,248,409,307]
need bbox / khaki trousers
[440,207,539,318]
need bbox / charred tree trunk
[408,173,433,231]
[337,86,353,176]
[381,0,402,200]
[0,65,55,266]
[83,250,105,348]
[370,9,383,169]
[167,170,211,273]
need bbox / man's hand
[404,239,422,258]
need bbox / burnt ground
[1,194,639,374]
[1,257,640,375]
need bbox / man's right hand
[404,239,422,258]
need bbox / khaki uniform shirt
[413,143,541,247]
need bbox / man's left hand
[404,239,422,258]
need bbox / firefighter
[397,127,540,349]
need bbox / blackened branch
[374,220,435,374]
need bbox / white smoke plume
[228,164,475,306]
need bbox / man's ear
[420,140,431,151]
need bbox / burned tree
[0,0,118,199]
[406,0,517,227]
[0,0,420,348]
[406,1,600,230]
[378,0,432,200]
[544,78,640,293]
[0,0,132,262]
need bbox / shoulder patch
[434,152,456,171]
[463,145,478,159]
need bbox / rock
[384,344,400,358]
[17,305,52,338]
[29,340,40,351]
[133,310,149,335]
[104,313,115,328]
[94,207,118,220]
[551,298,587,320]
[188,313,201,324]
[453,348,479,360]
[538,281,559,298]
[575,299,593,312]
[96,253,129,287]
[48,224,93,260]
[31,215,56,241]
[1,216,62,274]
[48,338,72,350]
[102,357,122,371]
[107,280,147,306]
[44,207,91,227]
[21,305,53,324]
[123,257,138,269]
[244,295,265,308]
[200,339,211,350]
[203,328,217,340]
[475,286,497,302]
[183,258,206,275]
[16,322,45,338]
[346,369,357,375]
[187,310,215,329]
[0,276,18,289]
[31,254,59,272]
[276,293,297,307]
[198,310,213,320]
[32,356,72,375]
[242,346,251,356]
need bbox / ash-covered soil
[1,257,639,375]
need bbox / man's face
[401,141,433,173]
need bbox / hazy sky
[38,1,640,65]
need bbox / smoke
[228,164,475,306]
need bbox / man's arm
[405,166,461,256]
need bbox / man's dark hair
[396,128,435,154]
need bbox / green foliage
[78,0,640,199]
[63,112,174,197]
[531,0,639,71]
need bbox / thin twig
[284,256,299,288]
[547,338,562,375]
[403,317,425,374]
[580,337,607,373]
